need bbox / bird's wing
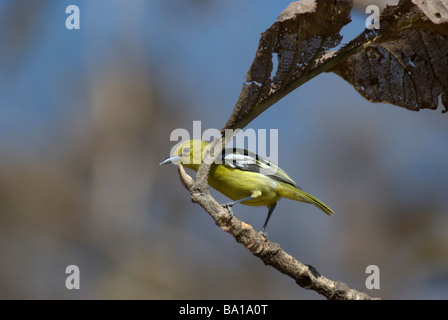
[222,148,301,189]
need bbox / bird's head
[159,139,210,171]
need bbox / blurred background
[1,0,447,299]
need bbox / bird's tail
[278,183,334,216]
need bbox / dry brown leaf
[332,0,448,112]
[224,0,353,130]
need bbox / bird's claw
[222,202,235,220]
[258,229,268,239]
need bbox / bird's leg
[222,196,254,219]
[222,191,262,220]
[259,202,277,238]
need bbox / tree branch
[175,0,383,301]
[177,149,379,300]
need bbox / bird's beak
[159,155,182,166]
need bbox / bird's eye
[182,147,190,155]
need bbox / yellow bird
[160,139,334,236]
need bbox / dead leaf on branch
[223,0,353,130]
[331,0,448,113]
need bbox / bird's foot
[221,202,235,220]
[258,228,268,239]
